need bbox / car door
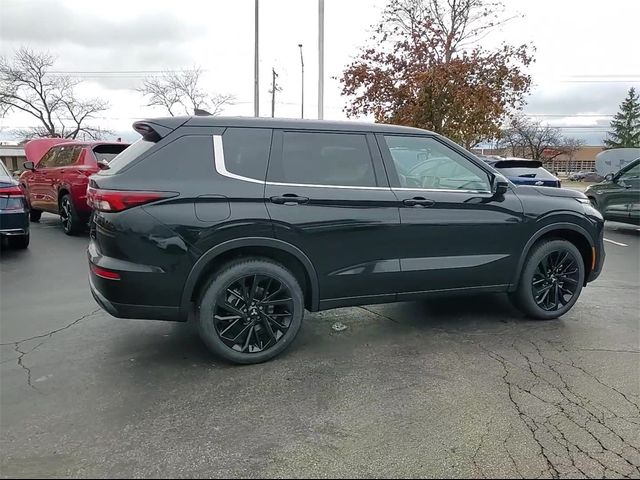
[615,160,640,223]
[45,144,81,212]
[27,147,58,211]
[264,129,401,307]
[376,133,525,298]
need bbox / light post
[298,43,304,119]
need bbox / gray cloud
[0,0,203,48]
[525,82,637,116]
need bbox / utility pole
[254,0,260,117]
[318,0,324,120]
[270,68,281,118]
[298,44,305,119]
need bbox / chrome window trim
[213,134,265,185]
[213,134,491,194]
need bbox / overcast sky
[1,0,639,144]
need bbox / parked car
[580,172,604,183]
[0,160,29,249]
[19,139,130,234]
[568,171,586,181]
[88,117,605,364]
[478,157,561,187]
[585,157,640,225]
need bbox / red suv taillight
[87,187,176,212]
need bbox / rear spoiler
[132,117,189,141]
[24,138,73,164]
[493,160,543,169]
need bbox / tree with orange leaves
[340,0,534,149]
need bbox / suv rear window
[93,144,129,164]
[269,131,377,187]
[498,167,556,179]
[99,139,155,175]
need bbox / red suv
[20,139,130,234]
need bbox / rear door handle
[402,197,435,207]
[270,194,310,205]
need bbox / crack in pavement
[357,306,400,324]
[2,309,101,392]
[471,419,492,479]
[485,341,640,479]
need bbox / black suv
[88,117,605,364]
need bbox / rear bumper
[88,238,186,322]
[89,274,184,321]
[0,211,29,235]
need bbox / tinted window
[93,144,129,164]
[270,131,376,187]
[100,139,156,175]
[123,136,214,182]
[384,136,490,191]
[223,128,272,181]
[620,162,640,180]
[497,167,557,179]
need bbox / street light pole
[254,0,260,117]
[298,44,304,119]
[318,0,324,120]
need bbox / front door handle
[403,197,435,207]
[270,194,310,205]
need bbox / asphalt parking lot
[1,214,639,479]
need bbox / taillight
[0,185,24,197]
[87,187,176,212]
[90,264,121,280]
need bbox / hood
[532,186,587,199]
[24,138,73,164]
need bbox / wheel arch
[181,237,320,315]
[510,223,595,291]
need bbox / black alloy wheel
[214,274,294,354]
[531,249,580,311]
[197,258,304,364]
[512,239,585,320]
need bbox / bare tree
[380,0,518,61]
[499,116,584,162]
[0,48,109,139]
[138,67,234,116]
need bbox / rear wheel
[60,194,82,235]
[29,209,41,222]
[9,232,29,249]
[511,239,585,320]
[197,258,304,364]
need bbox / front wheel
[511,239,585,320]
[197,258,304,364]
[29,209,42,222]
[60,194,82,235]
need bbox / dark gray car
[585,158,640,225]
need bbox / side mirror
[23,161,35,171]
[605,173,615,182]
[492,174,509,196]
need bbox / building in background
[0,144,26,173]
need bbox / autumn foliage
[340,0,534,148]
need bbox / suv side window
[53,145,81,167]
[383,135,490,191]
[619,162,640,180]
[222,128,272,181]
[269,131,377,187]
[38,148,58,168]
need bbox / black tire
[29,209,42,222]
[60,194,82,235]
[511,239,585,320]
[197,258,304,364]
[9,233,29,249]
